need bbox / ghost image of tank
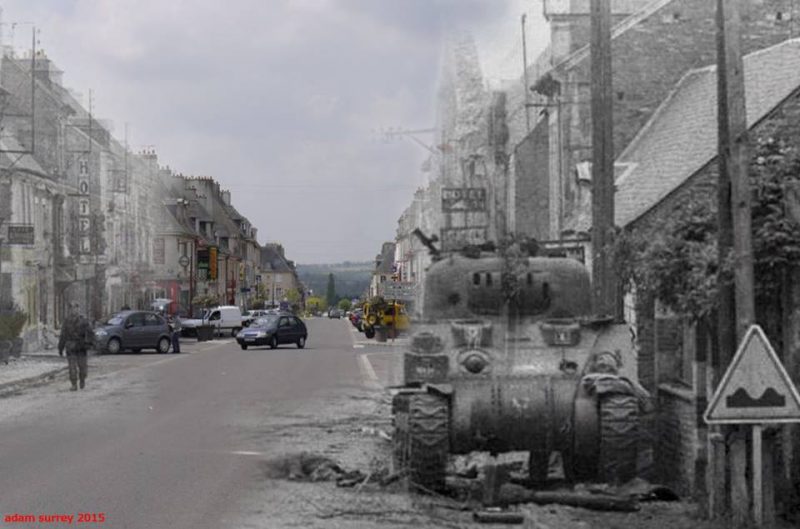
[392,236,648,492]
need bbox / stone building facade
[615,39,800,497]
[0,49,274,346]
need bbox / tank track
[598,393,639,484]
[392,392,449,492]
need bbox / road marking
[358,353,381,390]
[228,450,266,456]
[353,344,365,349]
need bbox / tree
[326,273,337,308]
[285,288,302,314]
[613,136,800,338]
[337,298,352,312]
[306,296,326,313]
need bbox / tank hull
[449,375,582,455]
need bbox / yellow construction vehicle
[362,298,409,341]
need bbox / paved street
[2,320,786,529]
[0,318,387,529]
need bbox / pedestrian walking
[171,314,182,353]
[58,302,94,391]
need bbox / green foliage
[614,198,723,321]
[325,273,337,308]
[0,301,27,340]
[285,288,301,304]
[306,296,326,312]
[337,298,352,312]
[750,138,800,299]
[614,137,800,322]
[192,294,220,308]
[250,296,267,309]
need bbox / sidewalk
[0,354,67,394]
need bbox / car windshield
[252,316,279,327]
[105,316,124,326]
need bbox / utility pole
[715,0,758,525]
[590,0,617,319]
[521,13,531,133]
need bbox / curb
[0,366,68,396]
[353,341,409,348]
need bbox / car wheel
[297,336,306,349]
[157,337,171,354]
[365,327,375,339]
[231,327,240,337]
[107,338,121,355]
[270,336,278,349]
[240,344,248,350]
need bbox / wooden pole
[716,1,756,525]
[521,14,531,133]
[753,425,763,527]
[590,0,617,319]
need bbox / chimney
[221,190,231,205]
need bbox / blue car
[235,314,307,350]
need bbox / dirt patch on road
[232,387,795,529]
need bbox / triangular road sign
[705,324,800,424]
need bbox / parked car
[349,308,364,331]
[235,314,308,350]
[182,305,243,337]
[242,309,269,327]
[94,310,172,354]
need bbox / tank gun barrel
[412,228,441,259]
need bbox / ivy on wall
[614,137,800,324]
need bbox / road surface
[0,318,380,529]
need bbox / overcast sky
[2,0,549,264]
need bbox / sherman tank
[392,241,648,491]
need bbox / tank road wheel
[528,450,550,487]
[566,392,600,483]
[392,392,449,493]
[598,393,639,484]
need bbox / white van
[182,306,243,337]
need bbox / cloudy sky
[2,0,549,263]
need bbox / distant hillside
[296,261,373,300]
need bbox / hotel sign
[441,187,487,212]
[7,224,34,245]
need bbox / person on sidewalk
[58,302,94,391]
[170,314,182,353]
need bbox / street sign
[6,224,34,245]
[441,187,487,212]
[704,324,800,424]
[380,281,416,301]
[440,227,487,251]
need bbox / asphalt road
[0,318,373,529]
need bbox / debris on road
[472,509,525,524]
[264,452,344,482]
[497,483,640,512]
